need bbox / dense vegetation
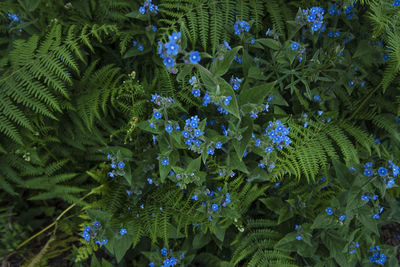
[1,0,400,266]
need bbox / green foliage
[1,1,400,266]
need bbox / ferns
[272,120,376,182]
[230,218,297,266]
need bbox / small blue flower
[265,147,274,153]
[223,40,231,50]
[161,248,167,256]
[291,42,299,50]
[163,57,175,68]
[314,95,320,101]
[387,178,395,188]
[189,76,196,85]
[118,161,125,168]
[250,38,255,44]
[192,195,198,201]
[212,204,218,211]
[153,112,162,119]
[339,215,346,221]
[109,172,114,178]
[161,158,169,165]
[325,207,333,215]
[111,163,116,169]
[207,148,215,155]
[296,235,303,240]
[152,25,157,32]
[169,32,181,42]
[373,214,380,219]
[192,88,201,97]
[165,124,173,133]
[149,262,155,267]
[216,142,222,149]
[362,195,371,202]
[364,168,373,177]
[147,178,153,184]
[373,195,379,200]
[165,41,179,56]
[138,44,144,51]
[189,51,201,64]
[348,81,354,86]
[120,228,127,236]
[224,96,232,105]
[139,6,145,14]
[378,167,388,176]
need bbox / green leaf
[125,11,148,21]
[247,66,268,80]
[187,156,202,172]
[123,47,151,58]
[212,46,242,76]
[233,117,253,160]
[112,235,133,263]
[25,0,41,12]
[311,214,335,229]
[193,232,211,249]
[257,38,281,50]
[218,77,240,119]
[227,151,249,174]
[177,65,194,82]
[358,209,378,235]
[238,81,276,107]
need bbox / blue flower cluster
[7,13,19,22]
[368,246,386,265]
[265,120,291,149]
[139,0,159,15]
[290,41,306,62]
[107,153,125,178]
[328,31,341,37]
[301,7,325,33]
[343,4,355,19]
[363,160,398,188]
[328,3,341,15]
[295,224,303,240]
[181,115,204,152]
[230,77,242,90]
[82,221,108,245]
[233,20,250,35]
[394,0,400,7]
[132,40,144,51]
[157,32,201,70]
[149,249,184,267]
[349,242,359,254]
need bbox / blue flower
[265,147,274,153]
[224,40,231,50]
[373,195,379,200]
[138,44,144,51]
[118,161,125,168]
[291,42,299,50]
[153,112,162,119]
[161,158,169,165]
[339,215,346,221]
[325,207,333,215]
[139,6,145,14]
[224,96,232,105]
[152,25,157,32]
[120,228,127,235]
[362,195,371,202]
[165,41,179,56]
[191,88,201,97]
[132,40,137,46]
[149,262,155,267]
[165,124,173,133]
[169,32,181,42]
[314,95,320,101]
[192,195,198,201]
[296,235,303,240]
[212,204,218,211]
[373,214,380,219]
[365,162,373,168]
[364,168,373,177]
[189,51,201,64]
[387,178,395,188]
[250,38,255,44]
[111,163,116,169]
[378,167,388,176]
[207,148,215,155]
[194,129,201,137]
[161,248,167,256]
[216,142,222,149]
[147,178,153,184]
[109,172,114,178]
[163,57,175,68]
[348,81,354,86]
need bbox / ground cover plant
[1,0,400,266]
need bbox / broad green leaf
[218,77,240,119]
[113,235,133,263]
[238,81,276,107]
[187,156,202,172]
[233,117,253,161]
[125,11,148,21]
[257,38,281,50]
[212,46,242,76]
